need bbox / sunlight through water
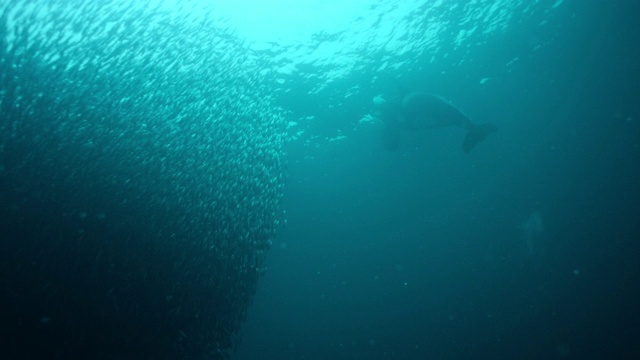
[210,0,375,46]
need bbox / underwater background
[1,0,639,359]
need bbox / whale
[374,92,497,152]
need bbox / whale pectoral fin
[463,123,498,153]
[382,123,401,151]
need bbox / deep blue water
[1,1,639,359]
[235,1,640,359]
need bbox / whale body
[375,92,497,152]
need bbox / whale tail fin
[463,123,498,153]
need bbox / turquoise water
[236,1,640,359]
[1,1,639,359]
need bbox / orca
[373,92,497,153]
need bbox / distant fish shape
[521,210,544,255]
[375,92,498,152]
